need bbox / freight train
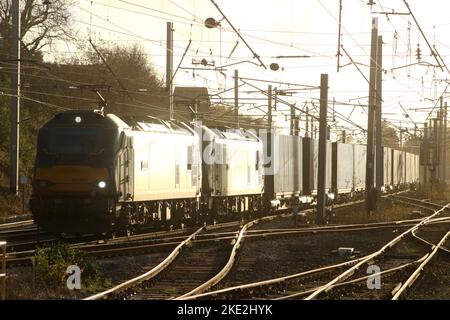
[30,110,419,235]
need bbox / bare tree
[0,0,75,59]
[382,120,400,149]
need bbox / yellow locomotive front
[30,110,123,235]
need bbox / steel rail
[246,217,424,233]
[180,256,366,300]
[393,195,448,210]
[184,219,450,300]
[389,197,436,213]
[411,225,450,254]
[392,229,450,300]
[175,217,262,299]
[277,256,426,300]
[304,202,450,300]
[178,219,450,300]
[244,218,450,239]
[6,216,450,268]
[0,220,33,230]
[0,223,413,267]
[178,196,420,301]
[279,221,450,300]
[175,213,298,299]
[84,226,205,300]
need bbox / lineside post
[423,122,429,189]
[375,35,383,202]
[439,97,445,183]
[444,102,448,184]
[0,241,6,300]
[316,74,329,225]
[264,85,275,210]
[10,0,20,194]
[166,22,174,120]
[234,69,239,128]
[366,17,378,214]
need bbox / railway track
[0,192,406,255]
[1,195,434,266]
[0,199,369,262]
[5,192,444,300]
[0,194,396,249]
[84,225,235,300]
[178,196,449,300]
[0,219,33,230]
[4,222,241,267]
[84,214,288,300]
[295,198,450,300]
[6,213,439,268]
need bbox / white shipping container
[353,144,366,191]
[312,139,332,194]
[273,134,303,197]
[383,147,392,187]
[336,143,354,193]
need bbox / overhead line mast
[10,0,20,194]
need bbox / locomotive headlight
[98,181,106,189]
[75,116,82,123]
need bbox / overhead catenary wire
[402,0,448,74]
[7,0,448,136]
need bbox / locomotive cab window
[256,150,259,171]
[47,127,103,155]
[187,145,193,170]
[36,126,118,167]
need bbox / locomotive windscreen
[47,127,102,155]
[36,126,119,167]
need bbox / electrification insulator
[416,44,422,61]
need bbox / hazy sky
[56,0,450,140]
